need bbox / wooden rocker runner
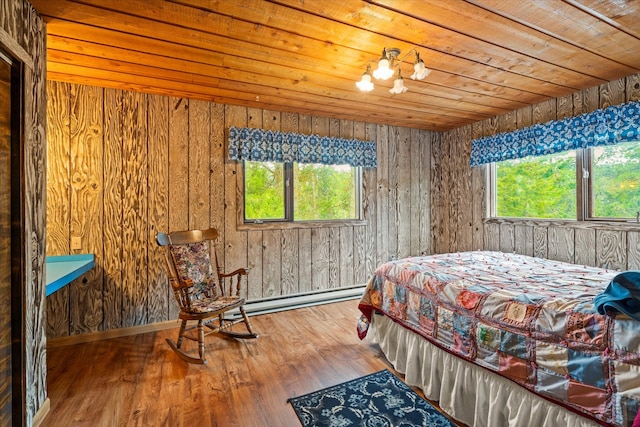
[156,228,258,364]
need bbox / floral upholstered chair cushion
[169,241,217,299]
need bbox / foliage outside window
[591,140,640,219]
[493,142,640,221]
[244,161,360,223]
[495,151,576,219]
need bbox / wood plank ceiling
[30,0,640,131]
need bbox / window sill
[484,217,640,231]
[237,219,367,231]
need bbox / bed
[357,251,640,427]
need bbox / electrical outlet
[71,236,82,250]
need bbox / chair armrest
[219,268,249,278]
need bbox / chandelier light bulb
[356,73,374,92]
[389,70,407,94]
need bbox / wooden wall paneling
[419,129,432,255]
[311,228,330,291]
[329,227,340,288]
[167,97,190,318]
[297,114,313,293]
[281,112,300,295]
[533,98,557,123]
[533,226,548,258]
[298,229,313,292]
[376,124,389,264]
[327,118,340,288]
[261,110,282,296]
[102,88,124,330]
[547,226,575,264]
[146,94,169,323]
[457,125,473,252]
[0,0,19,38]
[45,81,71,255]
[628,232,640,270]
[361,122,378,279]
[353,120,368,284]
[246,108,264,300]
[396,126,411,259]
[262,110,283,297]
[446,129,458,253]
[339,226,354,287]
[410,128,429,255]
[556,94,574,120]
[223,104,249,292]
[599,77,626,108]
[516,105,533,128]
[188,99,211,230]
[442,131,453,253]
[69,84,104,334]
[484,222,499,251]
[121,91,148,327]
[595,229,627,270]
[533,226,547,258]
[574,86,600,115]
[498,110,517,133]
[430,132,442,254]
[210,103,226,272]
[387,126,399,259]
[470,122,485,251]
[24,9,47,422]
[627,74,640,101]
[574,228,596,267]
[262,229,282,297]
[46,81,71,337]
[514,224,533,256]
[499,223,515,253]
[339,119,355,288]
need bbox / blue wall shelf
[45,254,95,297]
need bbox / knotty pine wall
[1,0,48,424]
[45,81,433,338]
[434,72,640,270]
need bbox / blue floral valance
[470,100,640,166]
[228,126,377,168]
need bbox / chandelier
[356,47,430,94]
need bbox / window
[492,142,640,221]
[590,140,640,220]
[494,151,576,219]
[244,161,361,223]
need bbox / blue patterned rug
[287,369,456,426]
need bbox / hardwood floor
[43,299,460,427]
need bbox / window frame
[489,146,640,224]
[239,161,366,230]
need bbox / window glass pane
[244,161,285,220]
[293,163,358,221]
[592,141,640,219]
[496,151,576,219]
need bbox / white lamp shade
[389,77,407,94]
[356,74,374,92]
[373,58,394,80]
[411,61,430,80]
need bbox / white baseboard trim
[229,285,366,318]
[47,285,366,347]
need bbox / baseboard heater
[228,285,366,318]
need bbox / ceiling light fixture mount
[356,47,430,94]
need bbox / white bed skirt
[367,313,600,427]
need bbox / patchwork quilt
[357,251,640,426]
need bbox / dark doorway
[0,46,23,427]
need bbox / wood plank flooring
[42,299,460,427]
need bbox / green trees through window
[495,141,640,220]
[244,161,359,222]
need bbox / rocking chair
[156,228,258,364]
